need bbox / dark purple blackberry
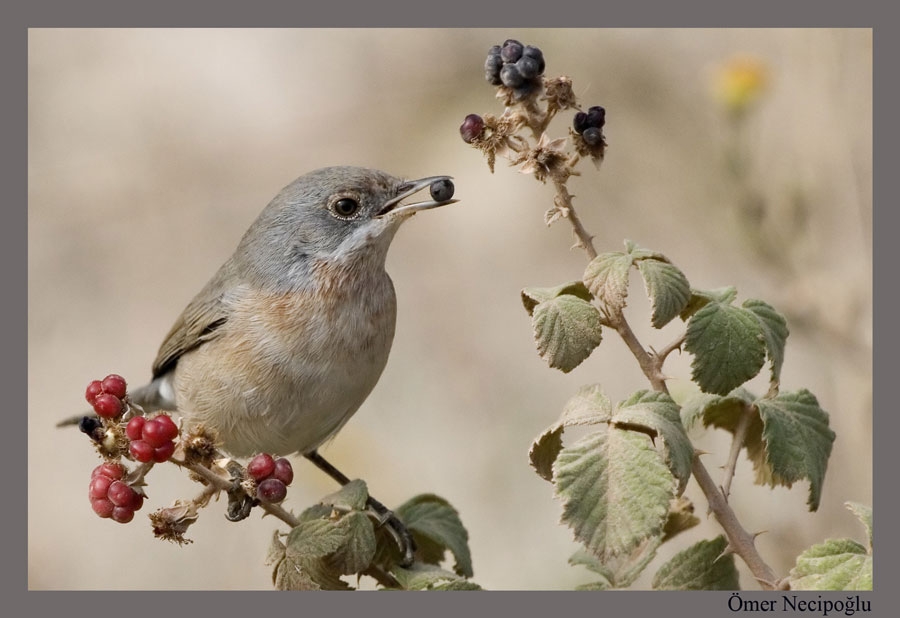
[459,114,485,143]
[500,64,525,88]
[582,127,603,147]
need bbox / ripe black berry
[583,127,603,147]
[522,45,545,73]
[516,56,540,80]
[430,179,455,203]
[573,111,590,134]
[586,106,606,129]
[500,64,524,88]
[501,40,524,64]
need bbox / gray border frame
[10,1,892,616]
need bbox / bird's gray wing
[151,264,235,379]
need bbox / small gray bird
[125,166,456,458]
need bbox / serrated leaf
[790,538,872,590]
[743,299,789,387]
[319,478,369,511]
[652,535,740,590]
[685,302,767,395]
[327,511,377,574]
[583,251,633,313]
[531,294,603,373]
[286,518,350,560]
[273,555,321,590]
[680,287,738,320]
[662,496,700,542]
[680,389,755,431]
[637,259,691,328]
[530,384,613,481]
[554,428,675,560]
[569,536,661,589]
[267,531,287,586]
[391,563,471,590]
[522,281,593,315]
[845,502,872,551]
[613,390,694,494]
[755,390,835,511]
[396,494,473,578]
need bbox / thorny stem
[173,457,400,589]
[692,457,784,590]
[721,403,756,502]
[552,178,598,259]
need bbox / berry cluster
[573,105,606,147]
[247,453,294,504]
[127,414,179,463]
[485,39,545,98]
[89,462,144,523]
[85,374,128,419]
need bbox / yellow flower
[713,55,769,115]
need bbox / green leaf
[637,259,691,328]
[569,536,662,589]
[319,478,369,511]
[327,511,377,575]
[280,518,355,590]
[531,293,603,373]
[521,281,593,315]
[845,502,872,551]
[743,299,789,387]
[396,494,473,578]
[679,287,738,321]
[652,535,740,590]
[390,563,478,590]
[790,538,872,590]
[613,390,694,494]
[685,302,767,395]
[680,389,755,431]
[583,251,633,313]
[554,428,675,560]
[530,384,613,481]
[756,390,835,511]
[679,390,767,478]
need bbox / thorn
[751,530,769,541]
[717,545,736,560]
[694,449,711,457]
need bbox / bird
[65,166,458,559]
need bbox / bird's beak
[376,176,458,218]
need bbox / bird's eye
[331,197,361,219]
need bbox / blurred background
[28,29,872,590]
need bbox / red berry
[151,414,179,441]
[247,453,276,482]
[142,417,174,448]
[152,440,175,463]
[91,497,114,518]
[128,491,144,512]
[89,475,113,499]
[85,380,103,404]
[101,374,128,399]
[129,439,154,463]
[92,393,124,418]
[257,478,287,503]
[111,506,134,524]
[126,416,146,441]
[92,462,125,480]
[108,481,136,507]
[273,458,294,486]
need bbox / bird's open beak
[377,176,458,218]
